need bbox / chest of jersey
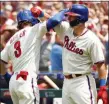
[63,33,90,56]
[62,33,93,71]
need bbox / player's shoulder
[87,29,100,43]
[61,21,70,27]
[8,28,26,45]
[32,21,46,28]
[59,21,70,31]
[61,21,69,25]
[6,31,17,45]
[31,21,47,33]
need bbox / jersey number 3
[14,41,22,58]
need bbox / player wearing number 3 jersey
[0,9,45,104]
[0,7,68,104]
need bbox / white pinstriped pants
[9,73,39,104]
[62,74,97,104]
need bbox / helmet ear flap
[77,15,87,23]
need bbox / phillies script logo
[64,36,83,55]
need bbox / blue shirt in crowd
[50,43,63,71]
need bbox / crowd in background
[0,1,109,104]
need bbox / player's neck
[73,24,86,37]
[23,25,31,28]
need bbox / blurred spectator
[100,24,108,37]
[50,34,63,72]
[39,32,52,72]
[0,75,8,88]
[0,11,7,29]
[0,28,16,73]
[63,2,73,8]
[105,34,109,65]
[1,4,15,30]
[51,2,64,15]
[1,29,16,48]
[0,28,15,89]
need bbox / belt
[64,74,82,79]
[16,71,28,80]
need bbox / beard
[69,19,80,27]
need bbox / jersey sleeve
[1,43,10,63]
[39,21,48,37]
[31,21,47,38]
[90,38,105,64]
[54,21,70,37]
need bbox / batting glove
[31,6,44,18]
[97,79,108,104]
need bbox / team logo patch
[64,36,83,55]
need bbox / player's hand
[31,6,44,18]
[97,86,108,104]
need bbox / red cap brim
[65,12,80,16]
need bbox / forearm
[46,9,68,31]
[96,62,107,86]
[97,63,107,79]
[31,6,68,31]
[97,63,108,103]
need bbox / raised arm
[31,6,51,21]
[46,9,68,31]
[31,6,68,31]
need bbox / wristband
[4,72,12,84]
[4,72,11,79]
[99,79,106,86]
[39,11,44,17]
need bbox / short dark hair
[17,21,32,29]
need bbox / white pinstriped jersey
[1,21,47,77]
[54,21,105,74]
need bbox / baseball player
[1,8,59,104]
[0,6,69,104]
[0,9,43,104]
[52,4,108,104]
